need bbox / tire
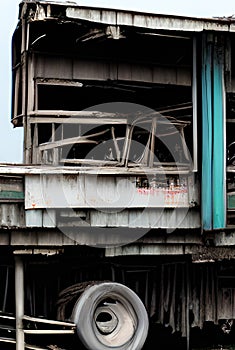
[71,282,149,350]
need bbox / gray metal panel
[90,209,129,227]
[0,204,25,227]
[0,206,199,229]
[105,244,186,257]
[42,209,56,228]
[128,63,153,83]
[34,58,192,85]
[117,64,192,86]
[35,55,73,79]
[10,230,78,246]
[35,57,116,81]
[90,208,200,229]
[0,164,191,175]
[25,210,43,227]
[129,208,200,228]
[25,174,192,209]
[66,7,234,32]
[4,227,203,247]
[66,8,117,25]
[73,59,111,80]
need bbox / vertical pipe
[21,4,27,163]
[15,256,25,350]
[202,33,213,230]
[193,36,198,172]
[222,74,227,226]
[21,5,30,163]
[3,267,9,312]
[186,262,190,350]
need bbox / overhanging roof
[20,0,235,32]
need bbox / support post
[186,262,190,350]
[15,256,25,350]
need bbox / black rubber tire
[71,282,149,350]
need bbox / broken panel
[25,173,196,210]
[29,107,193,170]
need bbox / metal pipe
[2,266,9,312]
[192,36,198,172]
[15,256,25,350]
[186,262,190,350]
[24,330,75,334]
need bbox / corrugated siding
[0,204,25,227]
[66,7,233,32]
[0,206,199,229]
[34,55,191,85]
[25,174,194,209]
[90,208,200,228]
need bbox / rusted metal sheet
[19,1,235,36]
[105,245,235,261]
[0,204,25,227]
[117,62,191,85]
[25,174,195,209]
[66,7,235,32]
[90,208,200,229]
[0,164,190,175]
[35,55,73,80]
[10,230,77,246]
[7,228,203,247]
[34,56,191,85]
[23,205,199,231]
[73,59,112,81]
[106,245,186,256]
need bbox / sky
[1,0,235,163]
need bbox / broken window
[60,124,127,165]
[127,115,191,168]
[33,121,128,166]
[30,106,193,169]
[27,27,196,169]
[28,76,195,168]
[15,13,197,169]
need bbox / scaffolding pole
[15,256,25,350]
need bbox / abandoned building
[2,0,235,349]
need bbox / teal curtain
[201,33,226,230]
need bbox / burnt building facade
[1,0,235,349]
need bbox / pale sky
[1,0,235,163]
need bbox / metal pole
[192,36,198,172]
[186,262,190,350]
[15,256,25,350]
